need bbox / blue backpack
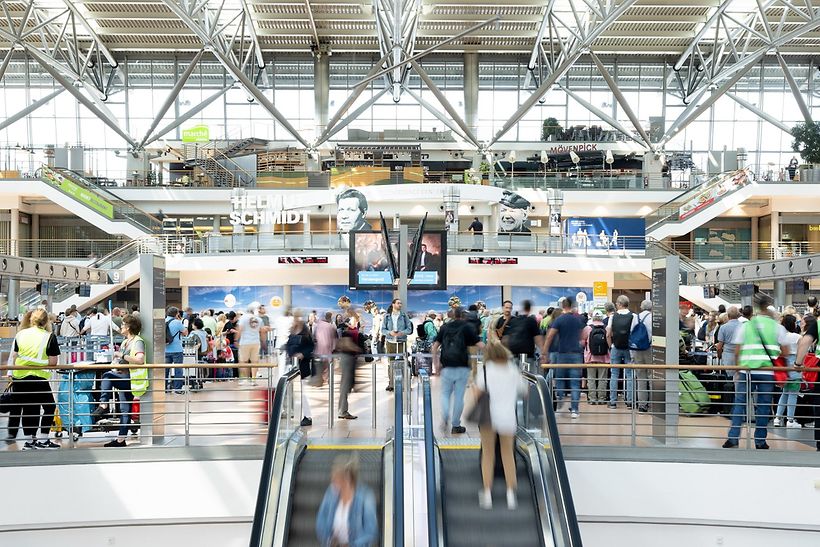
[629,313,651,351]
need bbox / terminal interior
[0,1,819,546]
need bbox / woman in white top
[774,314,803,428]
[475,341,524,510]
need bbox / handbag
[466,365,492,426]
[800,340,819,391]
[0,382,14,413]
[753,322,787,386]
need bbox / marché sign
[182,125,210,143]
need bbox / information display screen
[349,230,447,290]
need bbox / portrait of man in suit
[336,188,373,234]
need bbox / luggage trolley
[183,337,204,391]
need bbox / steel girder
[491,0,638,147]
[161,0,309,148]
[0,0,121,98]
[372,0,423,102]
[672,0,820,106]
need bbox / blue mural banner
[188,286,285,314]
[511,287,594,312]
[407,286,502,316]
[565,217,645,255]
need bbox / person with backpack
[542,297,585,418]
[723,296,791,449]
[628,299,653,412]
[606,295,633,409]
[165,307,188,393]
[502,300,543,373]
[581,310,610,405]
[432,306,483,434]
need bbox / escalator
[286,448,384,546]
[249,365,403,547]
[422,369,583,547]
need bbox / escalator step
[441,449,543,547]
[286,449,382,547]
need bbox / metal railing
[0,239,125,260]
[39,166,162,234]
[0,345,404,449]
[665,240,820,262]
[539,363,820,452]
[492,172,644,190]
[644,169,755,230]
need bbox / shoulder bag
[800,339,819,392]
[753,322,787,386]
[466,365,492,426]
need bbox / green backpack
[679,370,711,414]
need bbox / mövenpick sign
[229,195,310,226]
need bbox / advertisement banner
[182,125,210,143]
[678,169,751,221]
[565,217,645,254]
[330,166,423,188]
[593,281,608,307]
[42,167,114,219]
[257,171,309,188]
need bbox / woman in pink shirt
[581,310,610,405]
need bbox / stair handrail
[41,166,161,234]
[646,168,756,231]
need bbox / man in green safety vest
[723,295,790,450]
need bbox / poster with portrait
[497,190,531,234]
[336,188,373,247]
[349,230,447,290]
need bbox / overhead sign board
[468,257,518,265]
[182,125,210,143]
[278,256,328,264]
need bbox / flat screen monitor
[349,230,447,291]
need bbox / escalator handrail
[393,365,404,547]
[522,370,584,547]
[248,365,302,547]
[419,369,440,545]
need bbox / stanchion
[328,356,335,429]
[372,356,377,430]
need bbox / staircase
[645,169,757,240]
[20,240,144,312]
[39,166,161,238]
[182,142,254,187]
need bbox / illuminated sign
[182,125,210,143]
[278,257,328,264]
[468,257,519,265]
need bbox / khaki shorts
[238,344,260,364]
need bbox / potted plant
[790,121,820,182]
[542,117,562,141]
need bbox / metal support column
[314,51,330,137]
[139,254,167,446]
[463,52,479,136]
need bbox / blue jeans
[776,369,802,420]
[556,353,583,412]
[100,371,133,437]
[440,366,470,427]
[609,347,632,404]
[165,352,183,391]
[728,372,776,444]
[548,352,562,397]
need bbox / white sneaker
[506,489,517,510]
[786,420,802,429]
[479,489,492,510]
[773,417,782,427]
[570,412,580,419]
